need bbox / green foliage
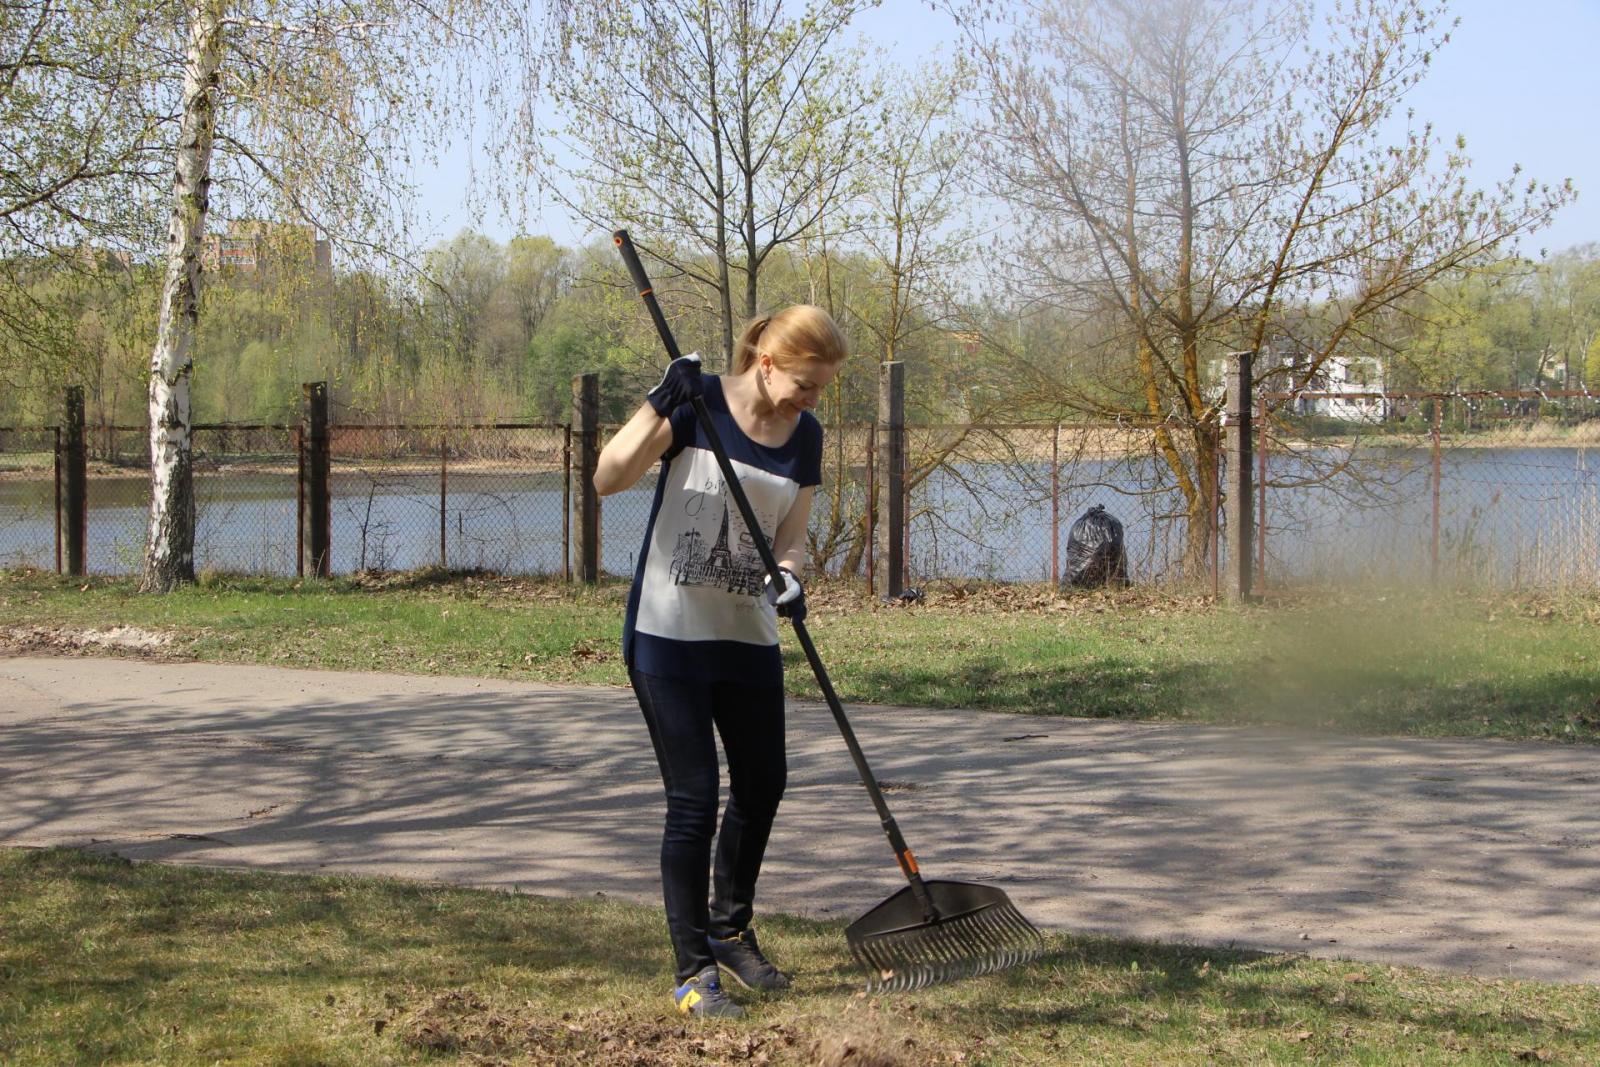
[5,570,1600,743]
[525,323,622,423]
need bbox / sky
[405,0,1600,258]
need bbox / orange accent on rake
[901,850,919,876]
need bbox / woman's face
[759,354,839,416]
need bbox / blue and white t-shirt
[623,375,823,685]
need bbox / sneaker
[673,966,745,1019]
[710,929,792,991]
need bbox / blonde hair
[733,305,848,375]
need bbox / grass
[2,568,1598,742]
[3,846,1597,1066]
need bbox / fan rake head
[845,880,1046,994]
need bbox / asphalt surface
[3,655,1597,984]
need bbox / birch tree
[537,0,880,369]
[139,0,533,591]
[970,0,1571,574]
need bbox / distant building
[70,244,137,273]
[201,219,331,279]
[1206,349,1390,421]
[947,330,983,356]
[1291,354,1388,421]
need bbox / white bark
[142,0,224,592]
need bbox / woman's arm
[594,403,675,497]
[771,484,816,574]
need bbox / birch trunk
[141,0,224,592]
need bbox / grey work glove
[645,352,703,417]
[763,567,806,622]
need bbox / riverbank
[3,568,1596,743]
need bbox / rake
[614,229,1045,993]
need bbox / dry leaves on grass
[0,624,176,656]
[393,988,964,1067]
[804,579,1215,619]
[397,990,801,1066]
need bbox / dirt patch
[393,988,955,1066]
[0,624,176,655]
[397,990,798,1065]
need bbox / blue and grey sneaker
[710,929,792,991]
[673,966,745,1019]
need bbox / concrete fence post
[1223,351,1254,601]
[62,386,86,575]
[301,382,331,578]
[572,373,600,584]
[876,361,905,598]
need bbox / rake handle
[613,229,939,922]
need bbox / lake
[1,446,1595,587]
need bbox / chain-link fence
[1259,395,1600,589]
[326,425,571,575]
[0,426,59,570]
[3,395,1598,590]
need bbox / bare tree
[813,60,986,576]
[970,0,1571,574]
[0,0,167,375]
[536,0,880,369]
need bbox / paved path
[3,655,1597,984]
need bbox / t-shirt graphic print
[623,375,822,685]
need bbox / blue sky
[408,0,1600,257]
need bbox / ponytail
[734,315,773,374]
[732,305,848,375]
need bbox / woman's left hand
[763,567,806,622]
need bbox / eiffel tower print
[672,502,764,595]
[704,504,733,575]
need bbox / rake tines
[845,880,1047,994]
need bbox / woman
[594,305,846,1019]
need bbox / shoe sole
[714,965,790,993]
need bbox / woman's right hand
[646,353,703,417]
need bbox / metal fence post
[439,432,448,568]
[52,426,63,574]
[301,382,331,578]
[1224,351,1254,601]
[62,386,87,576]
[1256,403,1268,587]
[1209,438,1220,598]
[865,422,876,593]
[1440,398,1452,585]
[877,362,905,598]
[294,426,304,578]
[1051,422,1061,585]
[563,424,572,582]
[572,373,600,584]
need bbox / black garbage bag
[1064,504,1129,588]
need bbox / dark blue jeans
[630,668,787,982]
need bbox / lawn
[3,847,1596,1066]
[2,568,1597,742]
